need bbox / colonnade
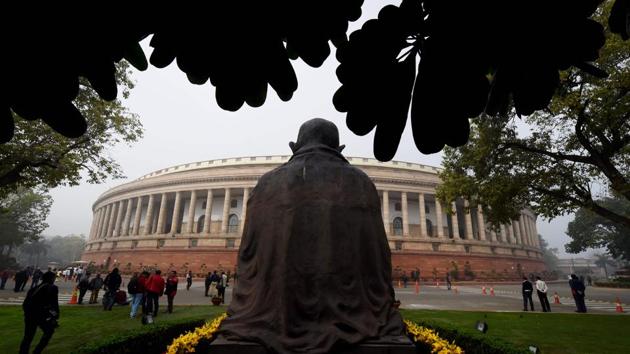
[89,187,540,250]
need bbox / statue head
[290,118,345,153]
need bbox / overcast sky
[43,1,585,258]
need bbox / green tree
[594,253,617,278]
[0,188,52,256]
[0,61,143,198]
[566,196,630,261]
[539,235,560,271]
[43,235,87,266]
[19,239,50,267]
[437,2,630,231]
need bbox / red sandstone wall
[82,248,546,280]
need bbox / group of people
[203,270,229,302]
[1,267,45,292]
[126,269,179,318]
[521,274,588,313]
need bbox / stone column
[186,190,197,233]
[451,202,460,239]
[106,202,118,238]
[489,227,497,242]
[121,199,133,236]
[511,221,520,244]
[464,201,473,240]
[156,193,168,234]
[477,207,487,241]
[204,190,213,234]
[531,216,540,248]
[401,192,409,236]
[499,224,506,243]
[419,193,427,238]
[241,187,250,232]
[435,199,444,238]
[98,206,108,238]
[132,196,143,235]
[170,191,182,234]
[90,209,100,240]
[221,188,231,233]
[382,191,390,235]
[114,200,125,236]
[101,204,112,238]
[519,215,528,246]
[143,195,155,235]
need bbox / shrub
[72,318,206,354]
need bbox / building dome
[82,155,545,279]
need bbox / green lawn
[0,304,226,354]
[1,306,627,354]
[401,309,630,354]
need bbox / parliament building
[81,156,545,280]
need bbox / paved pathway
[1,279,627,315]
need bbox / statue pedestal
[209,335,416,354]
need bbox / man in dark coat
[220,118,404,354]
[103,268,122,311]
[20,271,59,354]
[204,272,213,297]
[14,268,27,292]
[522,276,535,311]
[569,274,587,313]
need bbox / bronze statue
[219,118,405,353]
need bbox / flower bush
[166,313,227,354]
[404,319,464,354]
[165,314,464,354]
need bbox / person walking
[446,272,452,290]
[14,268,27,292]
[145,270,165,317]
[522,276,535,311]
[186,271,192,291]
[128,272,146,318]
[217,271,228,304]
[77,273,90,305]
[20,271,59,354]
[88,273,103,304]
[204,272,213,297]
[535,276,551,312]
[103,268,122,311]
[30,268,43,289]
[165,271,179,313]
[20,267,32,292]
[1,269,11,290]
[569,274,587,313]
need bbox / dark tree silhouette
[1,0,628,161]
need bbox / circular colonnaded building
[82,155,545,280]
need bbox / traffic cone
[68,287,78,304]
[553,292,561,304]
[482,286,487,295]
[616,297,625,313]
[490,287,495,296]
[415,280,420,295]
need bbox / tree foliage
[539,235,560,271]
[18,235,86,267]
[0,61,143,198]
[566,196,630,260]
[437,1,630,231]
[2,1,628,161]
[0,188,52,253]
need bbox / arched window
[393,217,403,236]
[196,215,205,233]
[426,219,433,237]
[228,214,239,233]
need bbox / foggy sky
[42,1,585,257]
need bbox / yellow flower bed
[166,313,227,354]
[166,314,463,354]
[404,319,464,354]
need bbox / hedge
[413,320,530,354]
[76,318,527,354]
[72,318,206,354]
[594,281,630,289]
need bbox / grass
[1,305,627,354]
[401,309,630,354]
[0,304,226,354]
